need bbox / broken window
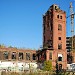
[60,16,62,19]
[12,52,16,59]
[3,51,8,59]
[58,37,61,40]
[58,57,62,61]
[58,44,62,49]
[19,52,23,60]
[58,54,63,61]
[26,53,30,60]
[57,15,59,18]
[32,54,36,60]
[58,24,62,30]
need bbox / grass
[0,71,56,75]
[1,71,75,75]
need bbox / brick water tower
[43,4,67,70]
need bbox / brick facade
[0,47,36,63]
[37,4,67,70]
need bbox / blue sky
[0,0,75,49]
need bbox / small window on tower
[58,24,62,30]
[58,37,61,40]
[60,16,62,19]
[58,44,62,49]
[57,15,59,18]
[55,6,58,10]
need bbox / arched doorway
[59,64,62,71]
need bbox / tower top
[48,4,59,10]
[43,4,66,16]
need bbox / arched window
[58,44,62,49]
[58,54,63,61]
[58,24,62,30]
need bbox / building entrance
[59,64,62,70]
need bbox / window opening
[3,51,8,59]
[26,53,30,60]
[12,52,16,59]
[19,52,23,60]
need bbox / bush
[43,60,52,71]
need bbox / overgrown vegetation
[1,71,75,75]
[43,60,52,71]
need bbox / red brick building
[0,4,68,71]
[0,47,37,71]
[0,47,36,62]
[37,4,67,70]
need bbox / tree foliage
[43,60,52,71]
[0,44,6,48]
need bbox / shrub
[43,60,52,71]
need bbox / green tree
[43,60,52,71]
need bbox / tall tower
[43,4,67,69]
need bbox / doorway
[59,64,62,70]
